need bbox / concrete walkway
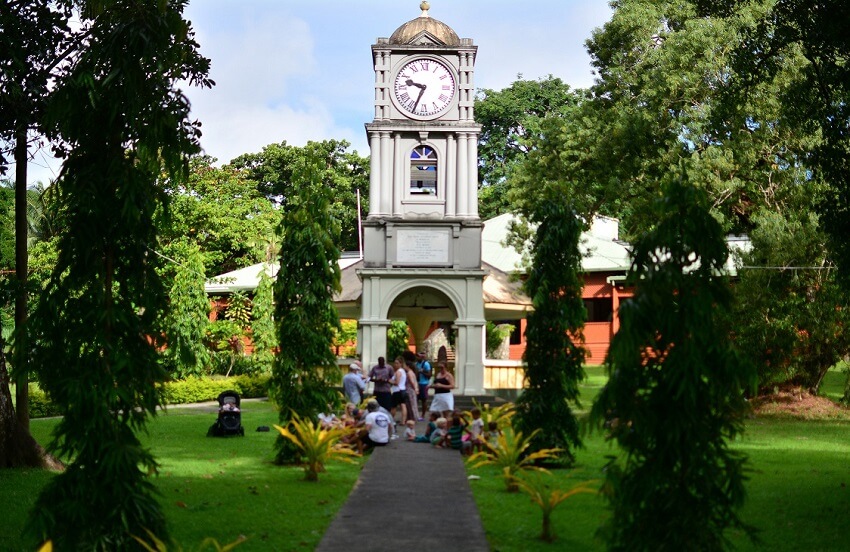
[316,431,489,552]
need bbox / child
[430,417,448,447]
[447,410,472,454]
[486,421,501,451]
[467,407,485,452]
[404,419,417,441]
[415,412,439,443]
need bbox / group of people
[342,351,457,421]
[337,351,461,454]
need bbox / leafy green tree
[474,76,581,219]
[161,156,280,277]
[331,318,358,358]
[515,201,586,463]
[230,140,368,252]
[0,0,69,441]
[162,243,210,379]
[693,0,850,289]
[25,1,211,547]
[730,207,850,392]
[271,155,342,465]
[386,320,411,362]
[250,267,276,372]
[591,172,756,551]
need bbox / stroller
[207,390,245,437]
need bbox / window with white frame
[410,145,437,195]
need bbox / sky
[24,0,613,185]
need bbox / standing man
[342,361,366,405]
[368,356,394,412]
[415,351,432,419]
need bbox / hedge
[28,374,271,418]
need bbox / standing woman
[390,357,408,424]
[429,362,455,416]
[403,360,420,422]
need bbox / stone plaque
[396,229,450,265]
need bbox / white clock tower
[359,2,486,395]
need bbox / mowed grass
[4,367,850,551]
[0,400,364,551]
[468,365,850,551]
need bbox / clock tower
[359,2,486,395]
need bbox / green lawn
[0,400,364,551]
[4,367,850,551]
[468,365,850,551]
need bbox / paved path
[316,430,489,552]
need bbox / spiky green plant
[469,399,516,429]
[274,412,359,481]
[515,472,597,542]
[133,529,246,551]
[468,425,562,492]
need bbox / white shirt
[391,367,407,393]
[365,410,392,444]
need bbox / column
[393,133,402,215]
[456,133,468,216]
[380,132,392,214]
[467,134,478,217]
[446,134,456,215]
[368,131,380,216]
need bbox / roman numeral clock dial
[392,57,456,119]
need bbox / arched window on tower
[410,145,437,196]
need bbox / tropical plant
[514,472,598,542]
[468,425,562,492]
[133,529,246,552]
[386,320,411,361]
[274,412,359,482]
[469,399,515,430]
[485,321,514,358]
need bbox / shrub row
[28,374,271,418]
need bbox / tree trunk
[14,127,29,431]
[0,339,61,469]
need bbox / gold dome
[389,2,460,46]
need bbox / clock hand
[405,78,426,90]
[411,84,427,112]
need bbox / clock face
[393,57,456,118]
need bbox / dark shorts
[392,390,407,407]
[375,391,393,411]
[418,384,429,401]
[362,435,388,448]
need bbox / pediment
[408,31,446,46]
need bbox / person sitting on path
[447,410,472,455]
[404,419,417,441]
[415,411,439,443]
[353,399,393,454]
[369,356,394,413]
[431,417,449,447]
[429,362,455,416]
[390,357,408,424]
[415,351,432,417]
[342,361,366,406]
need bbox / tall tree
[25,1,211,548]
[230,140,368,253]
[0,0,70,444]
[591,171,756,551]
[515,200,587,463]
[160,156,280,277]
[694,0,850,288]
[474,76,582,219]
[271,153,342,465]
